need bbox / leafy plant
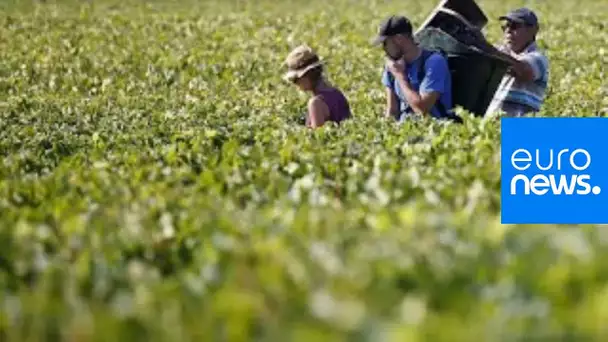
[0,0,607,341]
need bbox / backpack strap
[415,49,463,124]
[417,50,448,118]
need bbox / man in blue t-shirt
[372,15,459,123]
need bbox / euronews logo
[509,148,602,196]
[501,117,608,224]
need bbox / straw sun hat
[282,44,324,82]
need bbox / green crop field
[1,0,607,340]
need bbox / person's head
[283,44,325,92]
[499,8,539,53]
[372,15,418,61]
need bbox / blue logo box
[501,117,608,224]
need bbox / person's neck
[510,39,535,54]
[312,80,331,95]
[403,44,422,63]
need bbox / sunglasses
[501,21,526,31]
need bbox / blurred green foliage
[1,0,608,341]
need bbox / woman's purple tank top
[316,87,352,124]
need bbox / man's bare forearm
[394,74,427,115]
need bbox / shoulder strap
[416,49,433,84]
[417,50,448,118]
[416,49,462,123]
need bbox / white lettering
[509,148,597,196]
[557,149,569,170]
[511,149,532,171]
[549,175,577,195]
[510,174,599,196]
[530,175,550,195]
[535,149,553,171]
[510,174,530,195]
[576,175,592,194]
[511,148,591,171]
[570,149,591,171]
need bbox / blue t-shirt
[382,50,453,119]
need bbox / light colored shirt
[486,41,549,117]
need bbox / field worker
[485,8,549,117]
[283,44,352,129]
[372,15,462,124]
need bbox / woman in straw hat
[283,44,352,128]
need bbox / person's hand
[385,58,406,79]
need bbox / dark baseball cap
[499,8,539,27]
[371,15,413,45]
